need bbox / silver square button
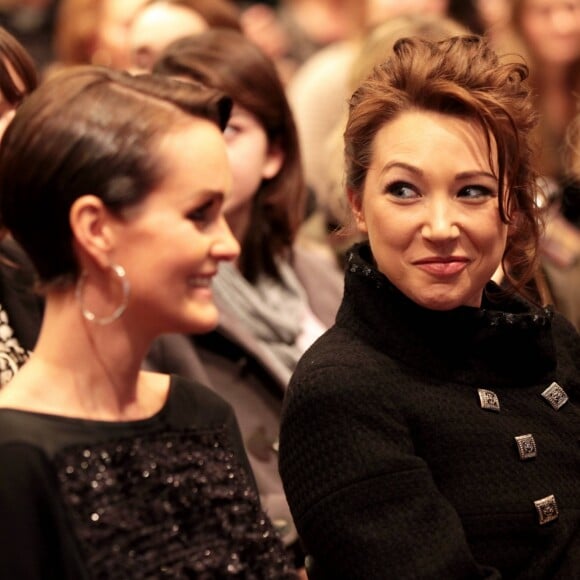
[514,434,537,460]
[534,495,559,525]
[478,388,500,412]
[541,382,568,411]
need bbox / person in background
[494,0,580,183]
[128,0,242,72]
[491,0,580,325]
[51,0,147,71]
[0,0,56,70]
[0,65,295,578]
[294,13,468,262]
[0,26,43,386]
[239,0,367,83]
[539,106,580,330]
[279,35,580,579]
[51,0,103,67]
[149,29,343,577]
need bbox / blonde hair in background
[323,14,469,231]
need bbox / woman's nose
[420,199,460,241]
[212,215,240,262]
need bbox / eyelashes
[384,181,417,199]
[187,199,217,223]
[457,185,496,199]
[383,181,497,201]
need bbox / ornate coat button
[541,382,569,410]
[534,494,559,525]
[514,434,537,460]
[477,388,500,412]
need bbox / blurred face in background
[475,0,511,31]
[93,0,148,69]
[221,104,283,238]
[129,3,209,72]
[367,0,449,26]
[518,0,580,65]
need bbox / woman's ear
[69,195,116,268]
[262,143,285,180]
[347,188,368,233]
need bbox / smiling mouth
[187,276,213,288]
[413,258,469,276]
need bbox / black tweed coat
[279,243,580,579]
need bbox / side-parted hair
[0,26,38,105]
[154,29,306,283]
[346,35,541,298]
[0,66,231,288]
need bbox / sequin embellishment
[54,428,294,579]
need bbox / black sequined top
[0,376,295,579]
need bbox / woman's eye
[385,181,418,199]
[458,185,495,200]
[223,123,242,139]
[187,200,214,222]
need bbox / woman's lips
[414,258,470,276]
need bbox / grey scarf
[212,262,308,382]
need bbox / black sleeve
[0,443,88,579]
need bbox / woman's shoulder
[296,322,386,368]
[288,323,396,403]
[166,373,237,428]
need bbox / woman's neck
[1,289,157,420]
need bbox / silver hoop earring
[76,264,130,325]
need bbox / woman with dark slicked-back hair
[0,65,296,579]
[0,26,42,387]
[279,35,580,579]
[149,29,343,575]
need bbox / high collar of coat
[336,242,558,388]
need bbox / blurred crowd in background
[1,0,579,362]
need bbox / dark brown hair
[0,26,38,105]
[154,29,306,283]
[346,35,541,298]
[0,66,231,287]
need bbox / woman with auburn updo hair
[150,29,343,576]
[279,35,580,579]
[0,26,43,386]
[0,66,296,578]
